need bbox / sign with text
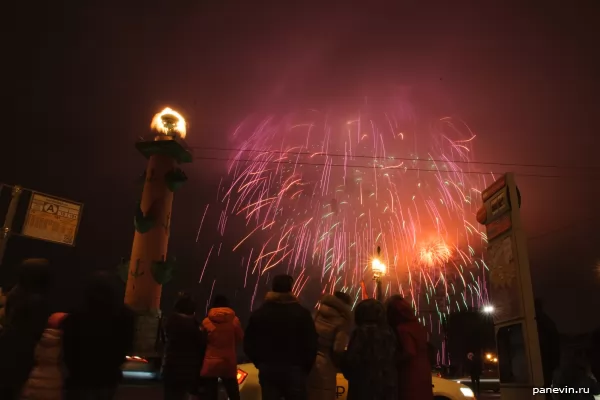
[22,192,83,246]
[478,173,544,390]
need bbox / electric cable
[190,155,600,180]
[189,146,599,171]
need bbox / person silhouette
[466,352,482,398]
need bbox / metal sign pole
[0,185,23,267]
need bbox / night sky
[3,1,600,333]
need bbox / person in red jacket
[199,295,243,400]
[386,295,433,400]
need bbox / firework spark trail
[206,278,216,314]
[198,244,214,284]
[195,204,210,242]
[210,107,490,330]
[244,248,253,288]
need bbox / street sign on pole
[21,192,83,246]
[476,172,543,400]
[0,185,24,266]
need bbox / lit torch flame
[150,107,187,139]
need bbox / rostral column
[124,107,192,357]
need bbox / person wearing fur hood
[20,312,68,400]
[307,292,353,400]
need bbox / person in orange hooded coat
[386,295,433,400]
[199,295,243,400]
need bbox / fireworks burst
[418,239,452,269]
[201,105,491,330]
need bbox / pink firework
[208,105,490,327]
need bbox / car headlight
[460,387,475,397]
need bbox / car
[236,363,476,399]
[123,357,474,399]
[455,369,500,393]
[455,376,500,393]
[122,356,160,381]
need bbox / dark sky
[3,1,600,333]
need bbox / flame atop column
[150,107,187,139]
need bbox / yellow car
[236,363,476,400]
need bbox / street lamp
[372,246,386,301]
[482,305,495,314]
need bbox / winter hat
[18,258,53,293]
[174,292,196,315]
[272,274,293,293]
[48,312,68,329]
[354,299,387,326]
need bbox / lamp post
[372,245,386,301]
[0,185,23,267]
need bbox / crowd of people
[0,259,434,400]
[6,257,600,400]
[0,258,135,400]
[164,273,434,400]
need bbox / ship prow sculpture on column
[124,107,192,358]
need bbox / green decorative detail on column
[164,168,187,192]
[136,138,193,163]
[130,259,144,278]
[117,258,130,283]
[151,256,176,284]
[134,201,155,233]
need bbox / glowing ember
[150,107,187,139]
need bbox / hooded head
[386,295,417,326]
[83,271,119,310]
[272,274,293,293]
[18,258,53,294]
[206,298,236,325]
[174,292,196,315]
[559,352,590,382]
[211,294,230,309]
[354,299,387,327]
[334,291,352,306]
[48,312,68,329]
[319,293,353,322]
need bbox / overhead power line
[191,155,600,180]
[189,146,599,171]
